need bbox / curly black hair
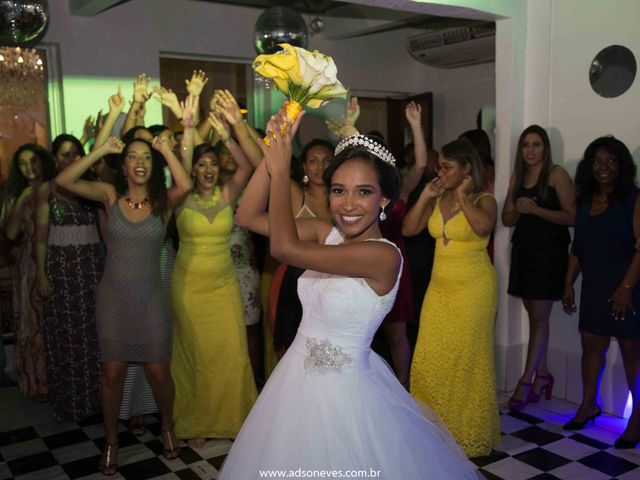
[6,144,57,199]
[575,136,636,204]
[113,139,168,220]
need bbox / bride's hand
[260,115,296,178]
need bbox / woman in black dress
[502,125,575,411]
[563,136,640,448]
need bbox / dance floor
[0,388,639,479]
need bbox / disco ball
[254,6,308,55]
[0,0,49,46]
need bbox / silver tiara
[334,134,396,167]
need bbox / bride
[220,110,478,479]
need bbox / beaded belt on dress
[48,224,101,246]
[290,332,370,375]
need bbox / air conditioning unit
[406,22,495,69]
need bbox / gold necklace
[125,197,149,209]
[194,188,221,209]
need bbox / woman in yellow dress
[403,139,500,457]
[171,111,257,449]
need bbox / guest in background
[3,144,56,401]
[36,134,103,421]
[403,139,499,457]
[502,125,574,411]
[563,136,640,449]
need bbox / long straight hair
[513,125,553,201]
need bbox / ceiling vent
[406,22,495,69]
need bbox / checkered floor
[0,388,639,479]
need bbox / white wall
[39,0,495,148]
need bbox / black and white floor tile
[0,389,639,479]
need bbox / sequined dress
[219,227,477,479]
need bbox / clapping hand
[325,117,358,139]
[214,89,243,126]
[82,115,97,140]
[133,74,151,104]
[152,135,172,154]
[185,69,208,97]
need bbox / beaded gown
[411,194,500,457]
[219,228,478,479]
[171,192,257,439]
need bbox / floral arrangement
[253,43,347,125]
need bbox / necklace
[194,187,221,209]
[125,197,149,209]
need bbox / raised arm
[152,86,183,122]
[151,136,192,208]
[216,89,263,167]
[121,74,150,137]
[208,113,253,202]
[264,116,399,293]
[178,96,197,172]
[35,182,51,297]
[401,178,442,236]
[94,87,125,151]
[79,115,97,147]
[56,138,122,207]
[401,101,428,200]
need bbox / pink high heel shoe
[528,373,554,404]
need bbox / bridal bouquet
[253,43,348,127]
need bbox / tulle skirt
[219,333,479,480]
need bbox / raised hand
[82,115,96,140]
[108,86,126,114]
[152,135,172,153]
[260,115,294,178]
[216,89,243,125]
[207,112,230,142]
[152,86,182,118]
[185,69,208,97]
[95,109,104,132]
[325,117,358,139]
[180,95,198,129]
[345,96,360,126]
[133,74,151,104]
[98,136,125,155]
[405,101,422,125]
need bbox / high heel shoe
[508,380,533,412]
[563,405,602,430]
[528,373,554,404]
[98,442,118,476]
[162,427,181,460]
[614,435,640,449]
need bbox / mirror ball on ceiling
[0,0,49,46]
[254,6,308,55]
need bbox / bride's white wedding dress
[219,228,478,479]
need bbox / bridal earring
[379,206,387,221]
[303,174,309,185]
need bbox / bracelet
[623,284,632,289]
